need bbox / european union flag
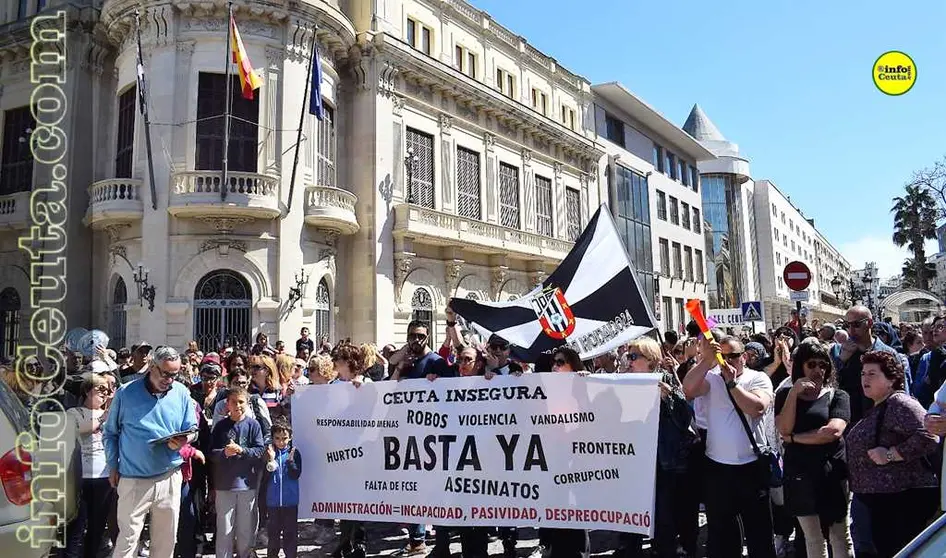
[308,41,324,120]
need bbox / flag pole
[285,27,317,217]
[221,1,234,202]
[134,9,158,211]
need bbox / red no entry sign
[783,261,812,291]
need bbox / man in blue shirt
[391,320,450,381]
[103,346,197,558]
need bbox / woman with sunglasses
[621,337,698,558]
[64,374,115,558]
[775,342,854,558]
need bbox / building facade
[682,105,758,316]
[593,85,714,334]
[752,180,848,327]
[0,0,602,355]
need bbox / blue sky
[470,0,946,278]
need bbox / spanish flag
[229,14,262,100]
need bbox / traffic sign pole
[783,261,812,328]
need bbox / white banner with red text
[291,372,660,535]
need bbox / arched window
[411,288,434,347]
[0,288,20,360]
[314,278,331,342]
[110,278,127,349]
[193,270,252,353]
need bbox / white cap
[89,360,111,374]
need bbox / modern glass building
[682,104,757,310]
[701,174,749,308]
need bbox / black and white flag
[449,204,657,362]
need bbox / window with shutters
[535,175,553,237]
[0,288,20,360]
[656,190,667,220]
[672,242,683,279]
[566,188,581,241]
[456,146,481,219]
[0,106,35,195]
[406,128,435,208]
[659,238,670,276]
[684,246,693,281]
[496,69,516,98]
[499,162,520,229]
[115,86,136,178]
[693,208,702,233]
[196,73,259,172]
[695,249,704,282]
[669,196,679,225]
[316,105,336,187]
[681,202,691,231]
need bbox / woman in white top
[64,374,115,558]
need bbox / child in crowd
[210,387,265,558]
[265,419,303,558]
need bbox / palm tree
[901,258,937,289]
[892,184,939,290]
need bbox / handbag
[725,378,782,488]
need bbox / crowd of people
[1,305,945,558]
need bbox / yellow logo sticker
[873,51,916,96]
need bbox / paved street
[174,519,715,558]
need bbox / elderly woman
[846,351,939,558]
[620,336,697,558]
[775,342,853,558]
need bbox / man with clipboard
[103,346,198,558]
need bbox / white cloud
[838,236,939,279]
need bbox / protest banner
[292,372,661,535]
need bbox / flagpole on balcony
[285,26,317,217]
[134,9,158,211]
[221,1,234,202]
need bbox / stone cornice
[376,36,603,170]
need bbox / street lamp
[133,262,156,312]
[404,147,418,204]
[830,275,842,299]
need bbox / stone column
[172,41,195,170]
[392,95,406,200]
[439,113,454,213]
[553,162,565,239]
[263,47,283,173]
[484,133,497,224]
[522,149,535,232]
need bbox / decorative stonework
[405,79,434,103]
[483,133,495,152]
[199,217,253,235]
[394,252,415,305]
[198,239,248,256]
[104,224,130,244]
[265,47,284,70]
[553,162,564,178]
[491,266,509,301]
[438,113,453,133]
[444,259,464,297]
[109,244,128,266]
[391,95,405,117]
[521,148,533,166]
[176,41,196,55]
[530,270,547,288]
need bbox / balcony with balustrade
[84,179,145,229]
[0,191,30,230]
[168,171,281,220]
[303,185,359,234]
[392,203,572,264]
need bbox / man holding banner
[291,206,664,553]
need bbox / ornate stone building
[0,0,602,354]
